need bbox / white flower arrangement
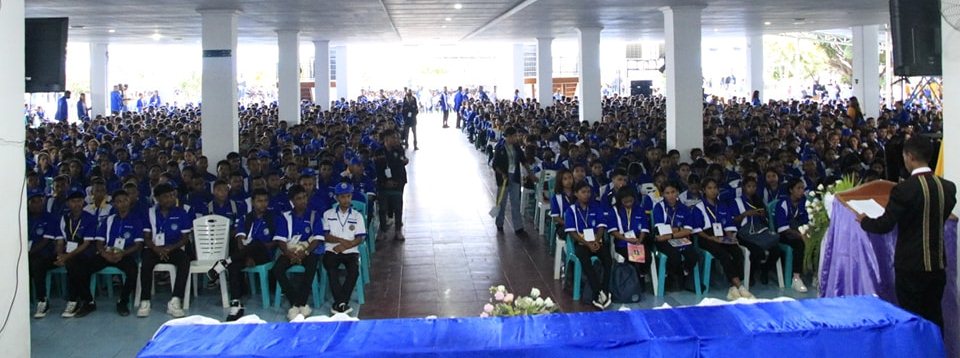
[481,286,558,317]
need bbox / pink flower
[494,292,505,301]
[480,312,489,318]
[504,293,515,303]
[483,304,494,313]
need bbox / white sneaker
[137,301,151,317]
[727,286,742,301]
[299,305,312,317]
[34,301,49,319]
[738,286,755,299]
[61,301,78,318]
[792,277,809,293]
[600,291,612,309]
[167,297,186,318]
[287,307,301,321]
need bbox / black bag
[738,230,779,250]
[610,262,643,303]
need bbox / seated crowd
[456,92,941,308]
[25,95,416,321]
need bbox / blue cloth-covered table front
[138,296,943,357]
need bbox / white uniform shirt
[321,206,366,254]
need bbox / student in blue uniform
[46,175,70,215]
[138,184,192,318]
[55,91,70,122]
[83,178,112,228]
[110,86,123,114]
[563,182,612,309]
[731,177,783,286]
[89,190,144,316]
[439,86,450,128]
[266,171,291,212]
[549,170,575,242]
[273,185,323,320]
[221,189,279,321]
[607,188,651,284]
[28,191,57,318]
[321,183,367,315]
[53,191,99,318]
[693,178,752,300]
[775,178,810,293]
[651,181,698,291]
[76,93,89,122]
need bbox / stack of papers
[847,199,886,219]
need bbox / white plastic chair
[184,215,231,309]
[553,236,564,280]
[134,263,178,307]
[534,170,557,234]
[740,246,785,290]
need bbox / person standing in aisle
[402,90,419,150]
[439,86,450,128]
[375,129,409,241]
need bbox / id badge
[66,241,78,253]
[154,233,166,246]
[712,223,724,237]
[290,234,302,244]
[114,238,126,249]
[656,224,672,236]
[583,228,596,242]
[385,167,393,179]
[624,230,636,240]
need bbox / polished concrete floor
[30,113,816,357]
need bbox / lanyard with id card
[574,205,596,242]
[66,217,81,253]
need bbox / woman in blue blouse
[732,177,783,286]
[651,181,698,291]
[694,178,752,300]
[608,188,650,281]
[564,182,613,309]
[549,169,575,242]
[775,178,810,292]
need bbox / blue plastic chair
[653,249,703,298]
[89,267,134,309]
[272,264,323,309]
[242,261,276,308]
[45,266,69,300]
[564,234,601,301]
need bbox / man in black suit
[858,137,956,329]
[492,127,529,236]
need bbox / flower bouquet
[802,175,858,279]
[480,286,558,317]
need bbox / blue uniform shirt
[693,199,737,235]
[97,212,146,250]
[563,202,608,234]
[28,212,55,257]
[652,200,695,234]
[146,206,193,247]
[236,212,279,245]
[49,211,98,257]
[274,210,323,254]
[775,197,809,233]
[608,204,650,248]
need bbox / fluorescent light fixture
[445,17,452,22]
[151,33,162,41]
[764,21,771,26]
[108,29,116,33]
[454,3,463,9]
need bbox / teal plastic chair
[319,258,365,305]
[564,234,601,301]
[767,200,794,289]
[653,249,703,298]
[242,260,276,308]
[272,264,323,309]
[89,267,134,309]
[45,266,69,300]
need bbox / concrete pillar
[536,37,553,107]
[0,0,31,356]
[746,34,764,100]
[662,5,705,162]
[512,43,525,100]
[199,9,240,163]
[852,25,881,118]
[941,10,960,347]
[577,27,602,123]
[313,40,331,110]
[277,30,300,125]
[89,43,109,118]
[335,46,349,101]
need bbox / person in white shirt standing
[321,183,367,314]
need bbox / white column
[0,0,30,356]
[313,40,330,110]
[577,27,602,123]
[89,43,109,117]
[536,37,553,107]
[200,9,240,163]
[746,34,764,100]
[277,30,300,125]
[662,5,705,162]
[335,46,349,101]
[852,25,881,118]
[512,43,525,99]
[944,2,960,188]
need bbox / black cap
[153,183,176,197]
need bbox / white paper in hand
[66,241,78,253]
[847,199,885,219]
[583,229,596,242]
[656,224,672,236]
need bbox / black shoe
[514,229,527,237]
[334,303,353,315]
[759,270,770,285]
[74,301,96,318]
[207,259,227,281]
[226,300,244,322]
[496,226,504,233]
[117,300,130,316]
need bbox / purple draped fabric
[820,199,958,357]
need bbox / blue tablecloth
[139,296,943,357]
[820,199,958,357]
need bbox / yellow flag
[936,142,945,177]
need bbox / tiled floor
[30,113,816,357]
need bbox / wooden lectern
[834,180,896,210]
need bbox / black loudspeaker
[630,80,653,97]
[25,18,69,93]
[889,0,942,76]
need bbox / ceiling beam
[378,0,402,41]
[460,0,541,41]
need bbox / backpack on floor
[575,260,605,305]
[610,262,643,303]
